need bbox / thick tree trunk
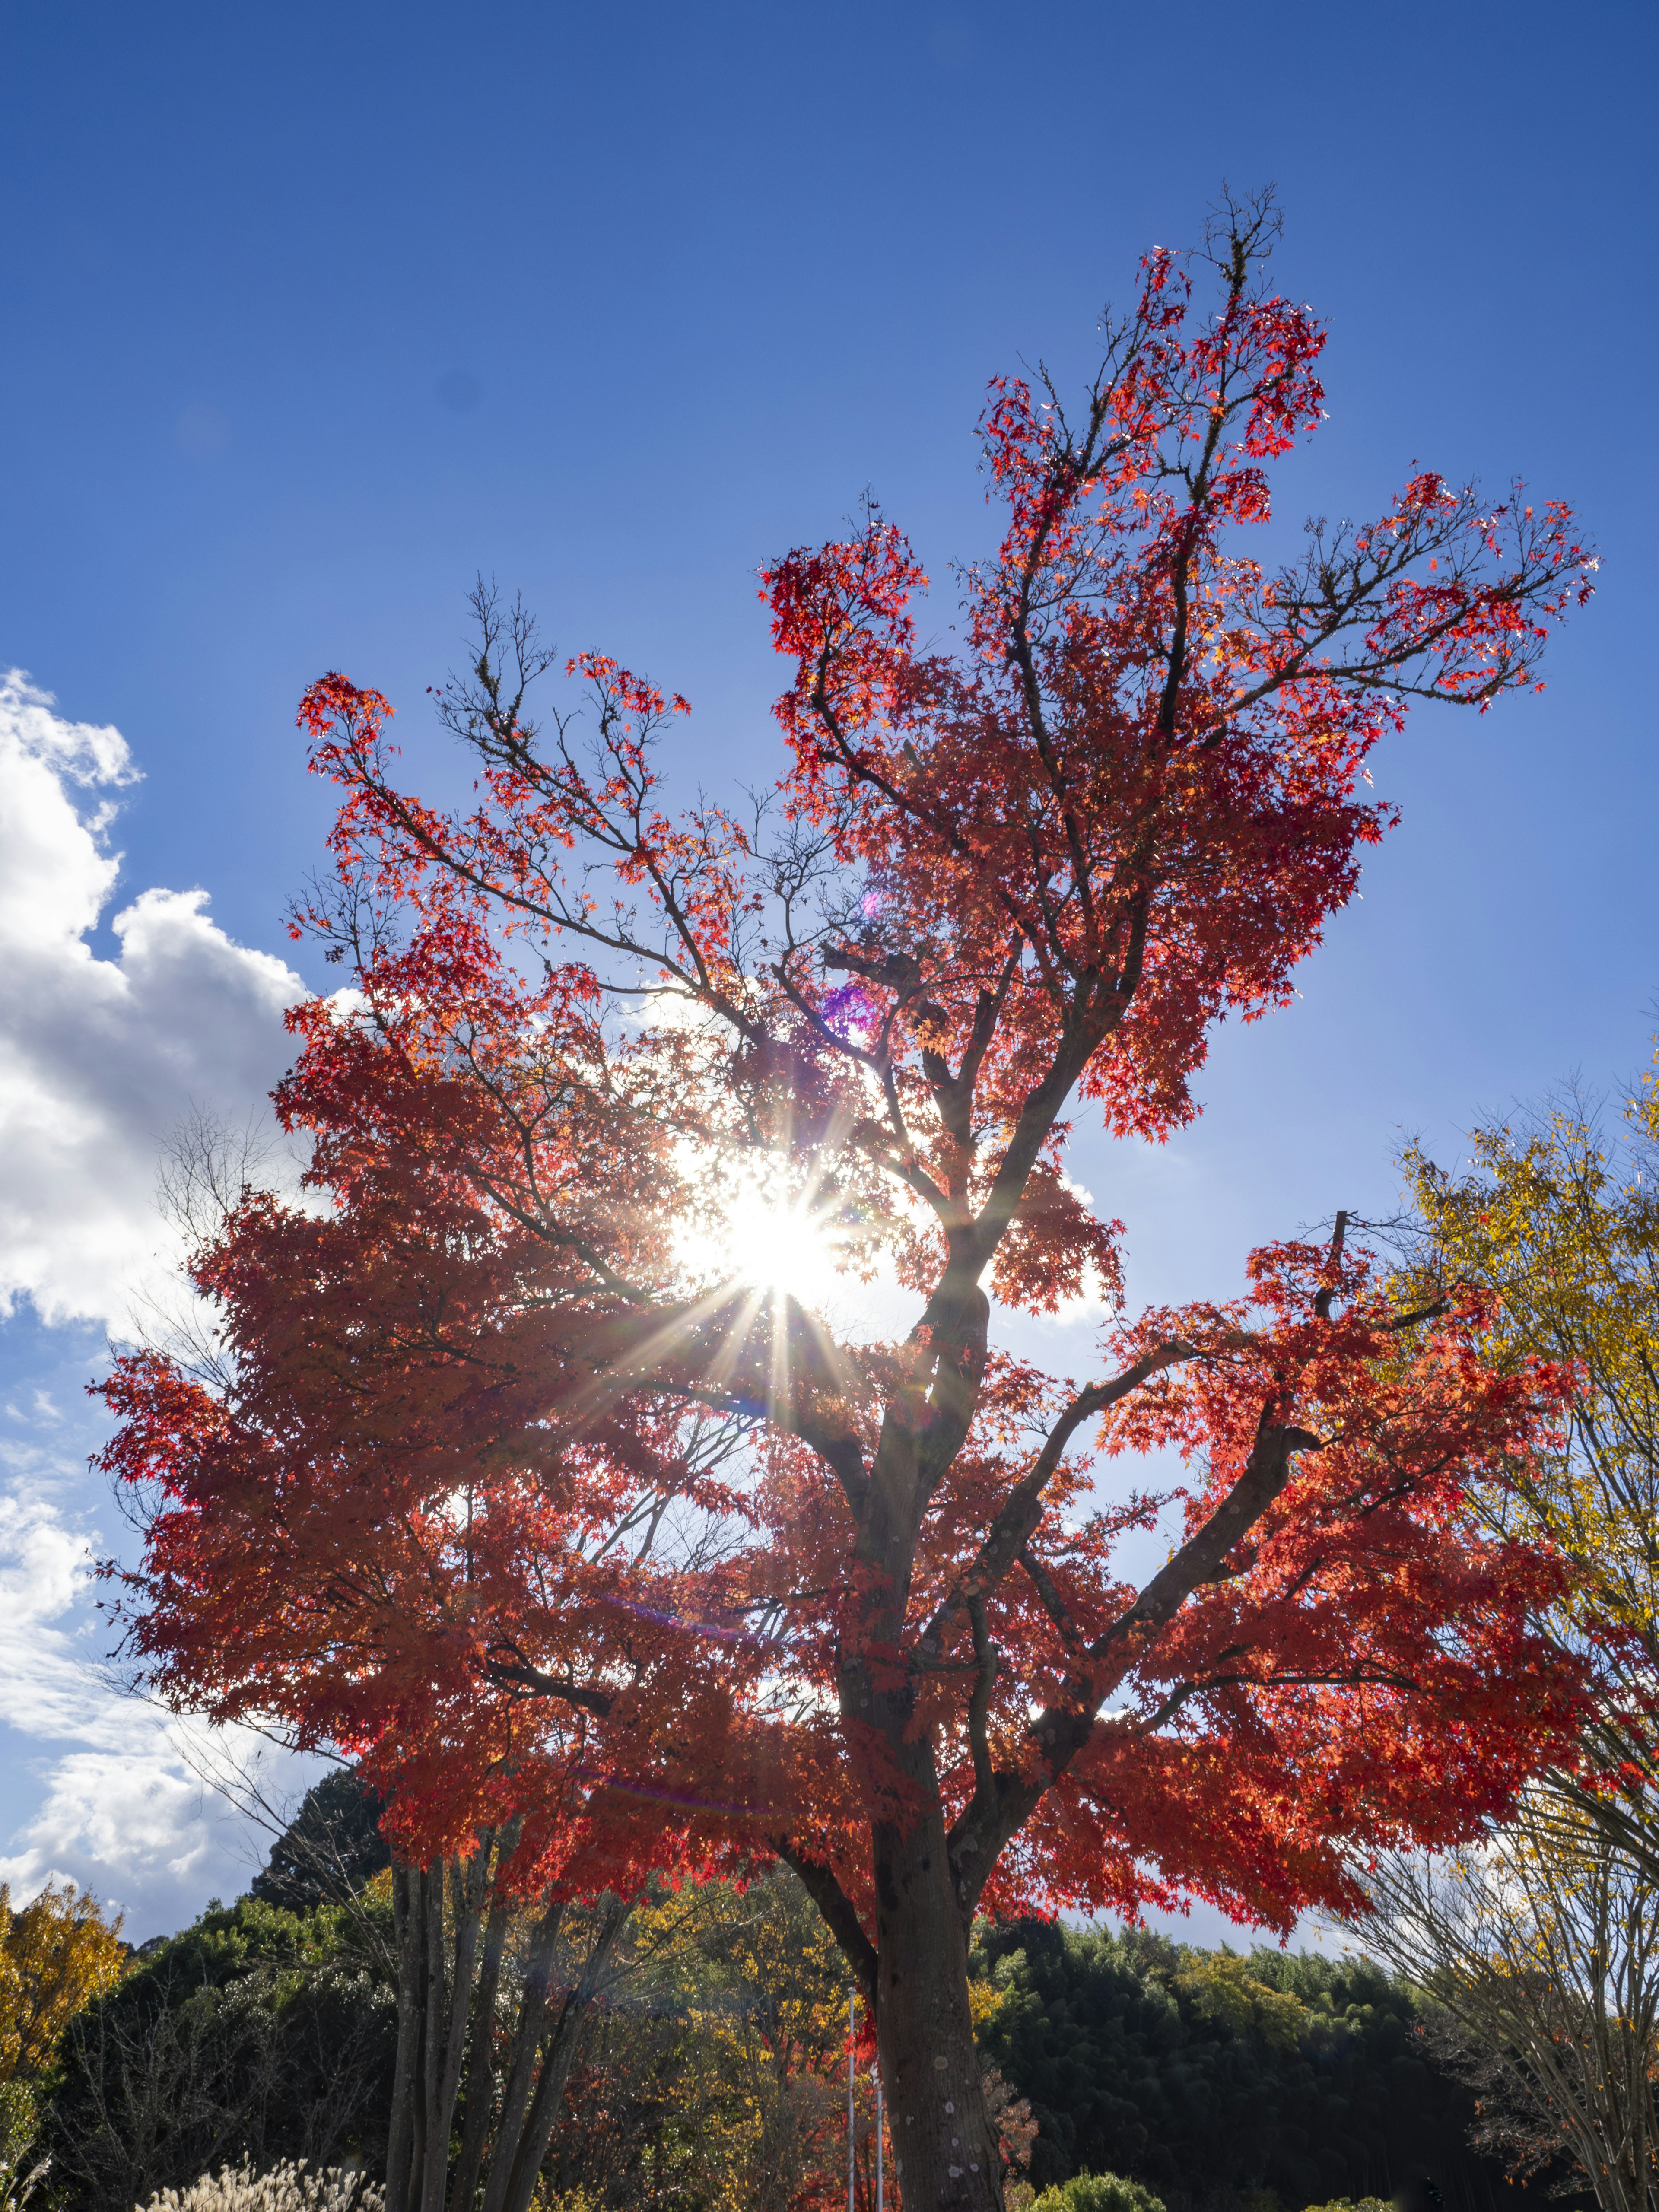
[873,1809,1002,2212]
[832,1279,1003,2210]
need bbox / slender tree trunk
[419,1869,445,2206]
[498,1898,631,2212]
[387,1863,429,2212]
[450,1880,515,2212]
[420,1853,486,2212]
[387,1843,630,2212]
[477,1900,563,2212]
[873,1809,1002,2212]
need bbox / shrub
[43,1900,395,2212]
[1032,2174,1167,2212]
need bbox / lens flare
[678,1168,846,1312]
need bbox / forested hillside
[15,1778,1574,2212]
[972,1918,1572,2212]
[42,1892,395,2211]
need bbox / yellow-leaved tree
[540,1871,1033,2212]
[0,1882,128,2088]
[0,1880,127,2195]
[1354,1066,1659,2212]
[1398,1065,1659,1849]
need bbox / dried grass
[137,2157,384,2212]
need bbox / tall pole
[874,2058,884,2212]
[847,1987,857,2212]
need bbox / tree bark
[420,1853,486,2212]
[477,1899,563,2212]
[449,1875,515,2212]
[873,1807,1002,2212]
[497,1897,631,2212]
[385,1847,629,2212]
[386,1863,428,2212]
[419,1868,445,2211]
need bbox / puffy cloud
[0,1426,321,1937]
[0,670,305,1331]
[0,671,322,1936]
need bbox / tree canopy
[1399,1070,1659,1856]
[250,1771,391,1917]
[1346,1069,1659,2212]
[98,190,1595,2212]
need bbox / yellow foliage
[1173,1953,1306,2053]
[1402,1081,1659,1642]
[0,1881,126,2085]
[1401,1070,1659,1875]
[565,1872,1029,2211]
[632,1872,849,2081]
[611,1874,854,2212]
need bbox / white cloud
[0,1745,259,1934]
[0,670,305,1331]
[0,1430,321,1937]
[0,671,324,1937]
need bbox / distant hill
[971,1916,1584,2212]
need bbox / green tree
[969,1919,1532,2211]
[43,1897,396,2212]
[1358,1801,1658,2212]
[1359,1068,1659,2212]
[1030,2175,1166,2212]
[249,1772,390,1916]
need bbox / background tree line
[22,1043,1659,2212]
[971,1917,1570,2212]
[0,1771,1579,2212]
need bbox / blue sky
[0,0,1653,1939]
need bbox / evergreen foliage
[248,1774,390,1917]
[43,1897,395,2212]
[971,1920,1565,2212]
[1031,2172,1168,2212]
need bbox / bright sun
[678,1170,847,1314]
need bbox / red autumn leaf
[99,191,1595,2212]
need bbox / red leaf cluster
[96,192,1596,2209]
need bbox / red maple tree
[102,194,1598,2212]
